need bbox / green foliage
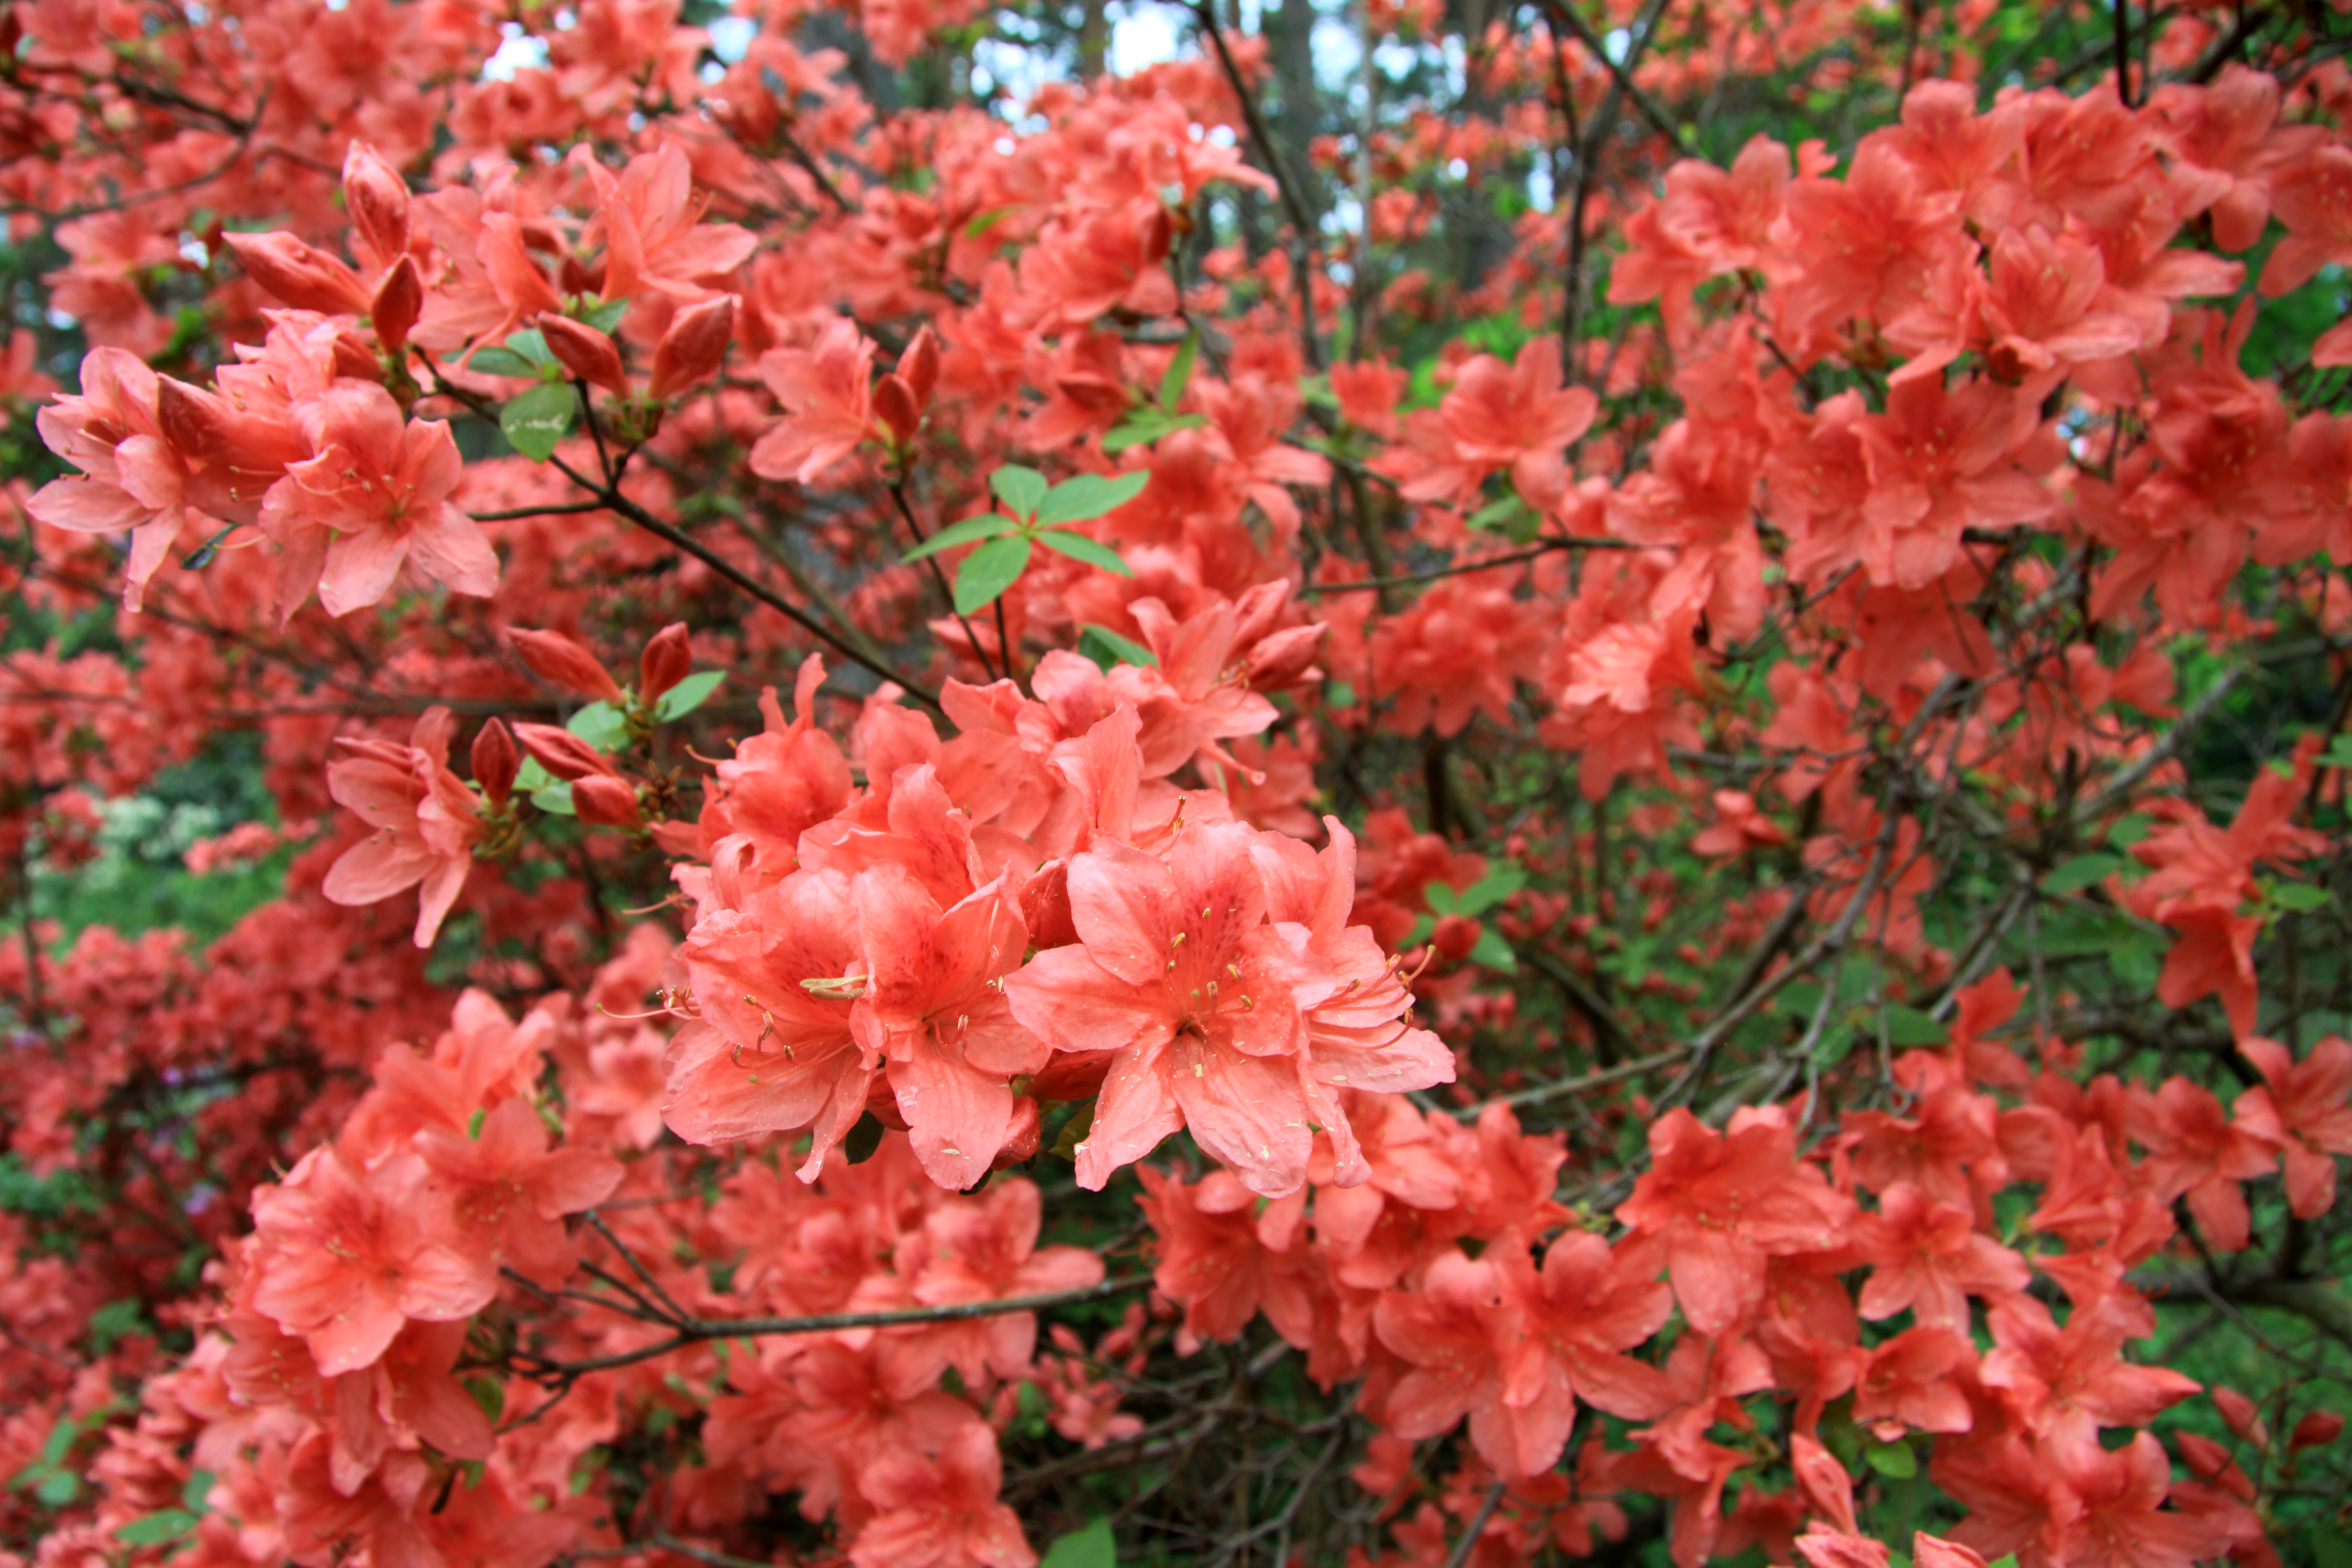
[502,381,578,460]
[1040,1518,1117,1568]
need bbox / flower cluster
[2,0,2351,1564]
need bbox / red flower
[849,1424,1036,1568]
[2232,1035,2352,1218]
[1616,1108,1852,1336]
[320,706,486,948]
[248,1147,495,1377]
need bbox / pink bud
[873,372,920,446]
[342,142,412,272]
[511,722,618,784]
[536,313,630,396]
[896,325,939,408]
[471,718,519,806]
[509,628,625,705]
[571,775,643,827]
[2213,1386,2268,1449]
[638,623,692,705]
[371,255,422,354]
[222,231,372,315]
[649,294,734,399]
[2291,1412,2343,1452]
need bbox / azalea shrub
[4,0,2352,1565]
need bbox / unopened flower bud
[537,313,630,396]
[649,294,734,400]
[991,1097,1043,1170]
[511,721,618,783]
[2291,1412,2343,1453]
[639,622,692,706]
[2214,1387,2268,1449]
[571,774,643,827]
[331,329,383,383]
[471,718,519,806]
[1431,913,1481,963]
[509,628,625,704]
[872,372,919,446]
[342,142,412,272]
[371,255,422,353]
[896,325,939,408]
[222,231,372,315]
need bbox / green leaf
[1324,680,1357,708]
[1040,1517,1117,1568]
[501,382,577,461]
[989,465,1050,520]
[1036,471,1151,526]
[2317,738,2352,770]
[567,701,629,753]
[1157,332,1199,411]
[117,1510,198,1546]
[1034,530,1134,576]
[503,326,553,365]
[1049,1100,1095,1163]
[1467,494,1525,532]
[1863,1439,1917,1479]
[903,512,1019,562]
[1778,980,1826,1019]
[2106,814,2154,848]
[180,522,240,572]
[1423,882,1461,916]
[1986,1556,2020,1568]
[39,1419,78,1470]
[464,1376,505,1423]
[1813,1023,1859,1067]
[464,346,540,379]
[581,298,631,333]
[1468,926,1519,974]
[2311,1523,2352,1568]
[88,1298,145,1353]
[36,1469,77,1508]
[182,1469,215,1515]
[1882,1005,1949,1047]
[964,205,1016,240]
[2044,853,2123,895]
[2271,882,2332,913]
[656,670,725,722]
[514,756,556,793]
[1100,410,1205,454]
[1456,866,1528,917]
[954,535,1033,615]
[1099,412,1167,455]
[532,784,577,817]
[1078,624,1158,671]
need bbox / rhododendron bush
[6,0,2352,1562]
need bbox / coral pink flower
[321,706,487,948]
[1389,338,1597,513]
[1008,819,1450,1197]
[577,143,759,303]
[24,347,194,610]
[414,1097,624,1282]
[853,867,1043,1191]
[665,866,876,1176]
[751,316,879,484]
[262,385,498,618]
[849,1424,1035,1568]
[1616,1108,1853,1336]
[248,1147,495,1376]
[2232,1035,2352,1218]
